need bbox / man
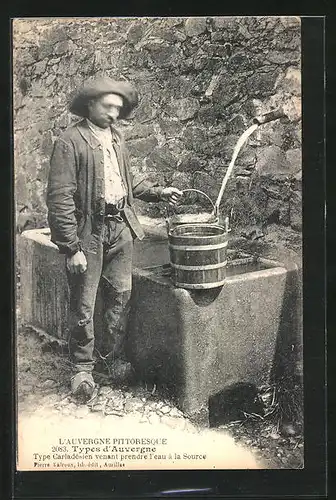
[47,77,182,401]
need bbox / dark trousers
[67,219,133,373]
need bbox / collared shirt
[86,119,126,205]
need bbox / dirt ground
[16,326,304,470]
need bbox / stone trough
[17,225,302,423]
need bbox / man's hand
[161,187,183,206]
[66,250,87,274]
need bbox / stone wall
[13,16,301,237]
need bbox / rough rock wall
[13,16,301,235]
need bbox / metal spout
[253,108,286,125]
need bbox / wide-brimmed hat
[69,77,138,119]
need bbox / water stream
[214,123,259,213]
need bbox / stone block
[123,124,155,141]
[212,76,241,109]
[127,23,145,45]
[167,138,185,159]
[54,40,72,56]
[237,23,253,40]
[203,42,230,59]
[277,67,301,97]
[266,50,300,65]
[279,16,301,29]
[185,17,207,37]
[30,82,48,98]
[146,145,176,172]
[197,106,218,126]
[255,145,289,175]
[166,97,200,121]
[289,190,302,231]
[285,148,302,173]
[181,126,207,153]
[150,26,179,43]
[134,97,157,123]
[19,50,37,66]
[170,171,191,190]
[193,72,217,96]
[211,16,237,31]
[260,176,291,201]
[290,170,302,192]
[159,118,183,139]
[270,94,301,123]
[68,59,80,76]
[209,133,238,159]
[246,70,280,96]
[266,199,290,227]
[34,60,48,76]
[127,136,158,159]
[146,43,180,69]
[45,74,56,86]
[176,154,202,173]
[192,54,208,71]
[210,31,226,43]
[37,41,54,60]
[226,114,247,134]
[48,57,62,65]
[260,121,286,148]
[173,30,187,42]
[236,147,257,168]
[227,52,251,71]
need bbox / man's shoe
[71,372,95,403]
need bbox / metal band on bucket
[169,241,228,251]
[171,260,228,271]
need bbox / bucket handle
[167,189,216,214]
[165,188,216,231]
[180,189,216,212]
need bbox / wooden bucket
[168,223,228,289]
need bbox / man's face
[87,93,124,128]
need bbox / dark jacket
[46,119,163,256]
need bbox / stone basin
[128,256,301,422]
[17,226,302,422]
